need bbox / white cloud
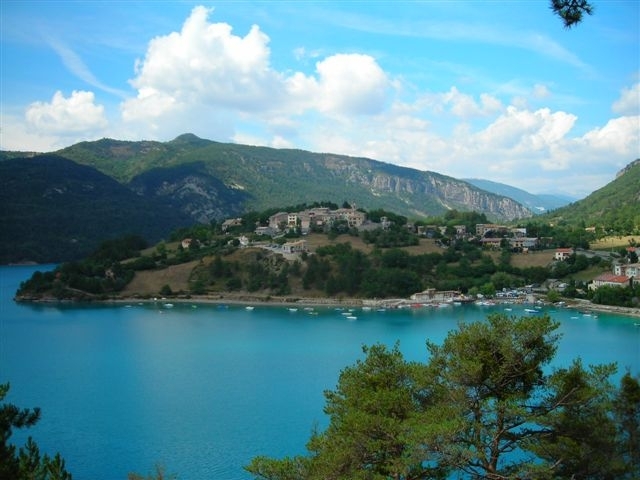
[25,90,108,135]
[0,113,62,151]
[612,83,640,115]
[581,115,640,156]
[122,6,392,132]
[123,5,284,122]
[312,54,391,116]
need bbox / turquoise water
[1,265,639,479]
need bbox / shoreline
[109,293,640,319]
[15,291,640,319]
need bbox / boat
[346,315,357,320]
[288,308,298,312]
[245,306,254,311]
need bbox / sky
[1,1,638,199]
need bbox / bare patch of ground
[122,260,200,296]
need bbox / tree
[527,361,631,479]
[128,464,177,480]
[0,383,72,480]
[550,0,594,28]
[246,344,444,480]
[246,314,638,479]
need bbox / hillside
[2,134,541,263]
[0,155,193,263]
[464,178,575,213]
[541,159,640,233]
[57,134,533,222]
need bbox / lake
[1,265,639,479]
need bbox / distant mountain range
[1,133,637,263]
[463,178,576,214]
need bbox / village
[212,205,638,303]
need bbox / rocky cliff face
[318,156,531,221]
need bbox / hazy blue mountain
[463,178,575,214]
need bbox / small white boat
[288,308,298,312]
[245,306,254,311]
[346,315,357,320]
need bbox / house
[335,208,365,228]
[411,288,461,303]
[254,226,275,237]
[181,238,194,249]
[221,218,243,232]
[480,237,503,249]
[281,240,307,254]
[554,248,574,261]
[510,237,538,249]
[268,212,290,231]
[454,225,466,236]
[589,273,631,290]
[476,224,507,237]
[614,262,640,278]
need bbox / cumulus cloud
[122,5,283,122]
[25,90,108,134]
[612,83,640,115]
[122,6,392,129]
[581,115,640,155]
[474,106,576,152]
[312,54,390,115]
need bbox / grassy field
[122,260,199,297]
[508,250,555,269]
[590,235,638,251]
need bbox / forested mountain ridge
[56,134,533,222]
[541,159,640,234]
[0,155,193,263]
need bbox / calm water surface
[1,265,639,479]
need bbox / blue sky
[1,1,638,198]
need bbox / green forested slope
[56,134,531,221]
[543,160,640,233]
[0,155,193,263]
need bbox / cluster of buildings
[590,260,638,290]
[258,206,367,236]
[219,211,638,293]
[474,224,539,251]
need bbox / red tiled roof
[594,273,630,284]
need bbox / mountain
[463,178,575,214]
[1,134,535,263]
[541,159,640,231]
[0,155,193,263]
[56,134,532,221]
